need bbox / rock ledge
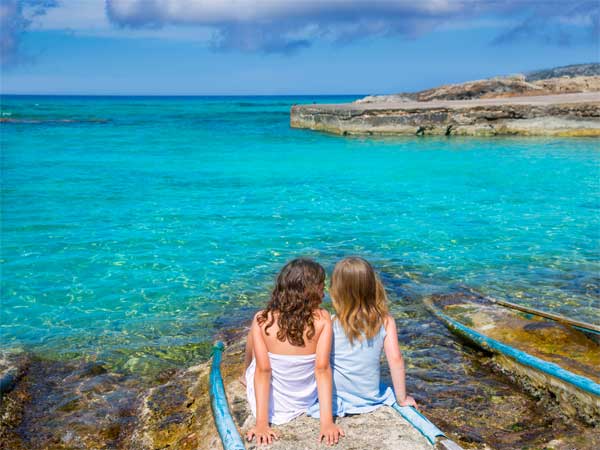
[291,93,600,137]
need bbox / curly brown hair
[257,258,326,347]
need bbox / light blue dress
[308,318,396,417]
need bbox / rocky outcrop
[356,76,600,104]
[291,93,600,137]
[355,64,600,104]
[525,63,600,81]
[214,343,433,450]
[0,337,432,450]
[0,347,229,450]
[1,352,145,450]
[3,322,600,449]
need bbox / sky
[0,0,598,95]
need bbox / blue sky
[1,1,598,95]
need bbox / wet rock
[2,306,599,450]
[0,354,141,450]
[0,350,29,395]
[122,359,218,450]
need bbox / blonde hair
[330,257,389,343]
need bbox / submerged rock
[0,350,28,396]
[0,355,140,450]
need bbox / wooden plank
[488,298,600,334]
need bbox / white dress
[245,352,318,425]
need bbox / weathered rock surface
[355,76,600,104]
[0,346,227,450]
[3,328,600,450]
[0,334,450,450]
[219,343,433,450]
[0,338,433,450]
[1,352,143,450]
[291,93,600,137]
[355,64,600,104]
[525,63,600,81]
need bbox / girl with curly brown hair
[244,258,344,446]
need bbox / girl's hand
[246,424,278,445]
[318,422,345,446]
[398,395,418,409]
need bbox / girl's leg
[244,329,254,369]
[240,329,254,386]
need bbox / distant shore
[291,92,600,137]
[291,65,600,137]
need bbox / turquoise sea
[1,95,599,374]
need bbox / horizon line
[0,93,366,98]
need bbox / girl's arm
[314,311,344,446]
[245,314,278,445]
[383,315,417,408]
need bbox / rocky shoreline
[3,287,600,449]
[0,335,433,450]
[290,92,600,137]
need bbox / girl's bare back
[257,309,329,355]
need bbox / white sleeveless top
[245,352,318,425]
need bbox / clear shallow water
[1,95,599,372]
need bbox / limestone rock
[354,64,600,104]
[525,63,600,81]
[209,341,433,450]
[292,93,600,137]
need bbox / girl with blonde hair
[309,256,417,418]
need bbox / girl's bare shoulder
[383,314,398,333]
[314,308,332,325]
[252,310,273,327]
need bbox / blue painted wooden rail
[426,300,600,398]
[209,341,246,450]
[392,403,445,445]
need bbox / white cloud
[1,0,59,67]
[29,0,110,30]
[103,0,469,52]
[2,0,598,67]
[103,0,599,53]
[29,0,214,42]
